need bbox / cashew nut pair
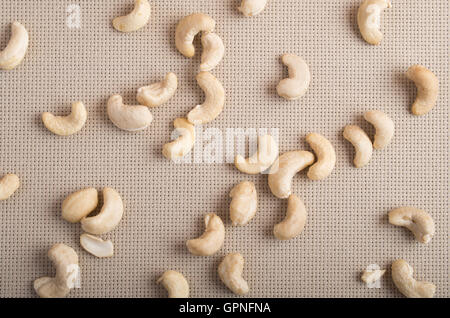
[0,173,20,200]
[391,259,435,298]
[357,0,391,45]
[0,21,29,70]
[42,101,87,136]
[218,253,249,295]
[238,0,268,17]
[186,213,225,256]
[234,135,279,174]
[229,181,257,226]
[389,207,435,244]
[112,0,151,33]
[157,270,189,298]
[277,53,310,100]
[107,95,153,131]
[406,65,439,116]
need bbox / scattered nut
[218,253,249,295]
[276,53,310,100]
[235,134,278,174]
[175,13,215,58]
[273,194,307,240]
[42,101,87,136]
[361,269,386,284]
[363,110,394,149]
[112,0,151,32]
[162,118,195,160]
[343,125,373,168]
[229,181,257,226]
[107,94,153,131]
[62,188,98,223]
[157,270,189,298]
[391,259,435,298]
[200,32,224,72]
[357,0,391,45]
[0,173,20,201]
[406,65,439,115]
[305,133,336,180]
[238,0,269,17]
[0,21,29,70]
[388,207,435,244]
[80,233,114,258]
[186,213,225,256]
[137,72,178,107]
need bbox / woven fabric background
[0,0,448,298]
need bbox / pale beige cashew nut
[306,133,336,180]
[0,21,29,70]
[81,187,124,235]
[162,118,195,160]
[276,53,310,100]
[343,125,373,168]
[268,151,314,199]
[42,102,87,136]
[187,72,225,125]
[363,110,394,149]
[238,0,269,17]
[361,269,385,284]
[406,65,439,115]
[235,134,278,174]
[175,13,215,58]
[62,188,98,223]
[137,72,178,107]
[218,253,249,295]
[388,207,435,244]
[112,0,151,32]
[357,0,391,45]
[273,194,307,240]
[200,32,224,72]
[157,270,189,298]
[186,213,225,256]
[391,259,435,298]
[107,95,153,131]
[229,181,257,226]
[80,233,114,258]
[0,174,20,200]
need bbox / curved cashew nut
[80,233,114,258]
[276,53,310,100]
[42,101,87,136]
[62,188,98,223]
[80,187,124,235]
[0,173,20,200]
[391,259,435,298]
[157,270,189,298]
[388,207,435,244]
[175,13,215,58]
[229,181,257,226]
[238,0,268,17]
[273,194,307,240]
[235,134,278,174]
[268,151,314,199]
[305,133,336,180]
[187,72,225,125]
[361,269,385,284]
[162,118,195,160]
[357,0,391,45]
[0,21,29,70]
[200,32,224,72]
[343,125,373,168]
[137,72,178,107]
[112,0,151,32]
[107,95,153,131]
[406,65,439,116]
[218,253,249,295]
[186,213,225,256]
[363,110,394,149]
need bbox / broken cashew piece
[277,53,310,100]
[0,21,29,70]
[0,174,20,200]
[363,110,394,149]
[157,270,189,298]
[42,101,87,136]
[112,0,151,32]
[238,0,268,17]
[186,213,225,256]
[406,65,439,116]
[229,181,257,226]
[343,125,373,168]
[357,0,391,45]
[273,194,307,240]
[162,118,195,160]
[137,72,178,107]
[175,13,215,58]
[218,253,249,295]
[80,233,114,258]
[305,133,336,180]
[62,188,98,223]
[391,259,435,298]
[107,95,153,131]
[388,207,435,244]
[235,134,278,174]
[361,269,385,284]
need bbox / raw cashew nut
[363,110,394,149]
[186,213,225,256]
[175,13,215,58]
[229,181,257,226]
[200,32,224,72]
[0,173,20,200]
[157,270,189,298]
[62,188,98,223]
[357,0,391,45]
[112,0,151,32]
[273,194,307,240]
[391,259,436,298]
[343,125,373,168]
[0,21,29,70]
[42,101,87,136]
[361,269,385,284]
[388,207,435,244]
[187,72,225,125]
[80,187,124,235]
[268,151,314,199]
[305,133,336,180]
[238,0,268,17]
[162,118,195,160]
[80,233,114,258]
[107,95,153,131]
[137,72,178,107]
[276,53,310,100]
[406,65,439,116]
[235,134,278,174]
[218,253,249,295]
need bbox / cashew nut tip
[0,174,20,200]
[391,259,436,298]
[238,0,268,17]
[388,207,435,244]
[187,72,225,125]
[112,0,151,32]
[361,269,385,284]
[273,194,307,240]
[107,94,153,131]
[357,0,391,45]
[363,110,394,149]
[175,13,215,58]
[306,133,336,180]
[137,72,178,107]
[42,101,87,136]
[157,270,189,298]
[277,53,310,100]
[406,65,439,116]
[186,213,225,256]
[343,125,373,168]
[0,21,29,70]
[218,253,249,295]
[162,118,195,160]
[229,181,257,226]
[80,233,114,258]
[235,134,278,174]
[200,32,224,72]
[62,187,98,223]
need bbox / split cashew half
[42,101,87,136]
[229,181,257,226]
[80,233,114,258]
[175,13,215,58]
[305,133,336,180]
[343,125,373,168]
[62,188,98,223]
[200,32,224,72]
[0,173,20,200]
[137,72,178,107]
[363,110,394,149]
[273,194,307,240]
[107,94,153,131]
[162,118,195,160]
[0,21,29,70]
[388,207,435,244]
[157,270,189,298]
[234,134,278,174]
[238,0,269,17]
[186,213,225,256]
[112,0,151,32]
[406,65,439,115]
[276,53,310,100]
[391,259,436,298]
[218,253,249,295]
[361,269,386,284]
[357,0,391,45]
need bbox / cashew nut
[361,269,385,284]
[363,110,394,149]
[162,118,195,160]
[186,213,225,256]
[343,125,373,168]
[42,101,87,136]
[276,53,310,100]
[80,187,124,235]
[234,134,278,174]
[305,133,336,180]
[218,253,249,295]
[0,174,20,201]
[107,95,153,131]
[273,194,307,240]
[388,207,435,244]
[62,188,98,223]
[391,259,436,298]
[112,0,151,32]
[238,0,268,17]
[175,13,215,58]
[157,270,189,298]
[200,32,224,72]
[357,0,391,45]
[229,181,257,226]
[406,65,439,116]
[187,71,225,125]
[268,151,314,199]
[137,72,178,107]
[0,21,29,70]
[80,233,114,258]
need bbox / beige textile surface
[0,0,448,298]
